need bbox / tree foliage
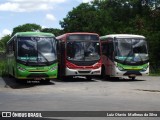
[60,0,160,71]
[0,35,11,52]
[60,3,102,34]
[11,23,42,36]
[41,28,63,36]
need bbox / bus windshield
[115,38,148,63]
[67,41,100,61]
[17,37,57,65]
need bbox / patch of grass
[149,73,160,76]
[149,69,160,76]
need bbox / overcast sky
[0,0,93,38]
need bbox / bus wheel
[86,76,92,80]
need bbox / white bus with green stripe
[100,34,149,80]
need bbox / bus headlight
[50,66,57,71]
[17,66,26,71]
[141,66,148,71]
[117,66,124,71]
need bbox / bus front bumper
[65,67,101,76]
[115,67,149,77]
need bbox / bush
[0,53,7,77]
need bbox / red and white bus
[100,34,149,80]
[56,32,102,80]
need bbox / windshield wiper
[25,53,30,66]
[37,50,50,65]
[135,53,144,64]
[123,50,133,64]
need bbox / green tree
[60,0,146,35]
[0,35,11,52]
[0,41,4,51]
[60,3,102,34]
[11,23,42,36]
[60,0,160,72]
[41,28,63,36]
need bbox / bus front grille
[123,71,142,76]
[29,70,47,72]
[78,71,91,74]
[69,60,99,66]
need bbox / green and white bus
[6,32,58,82]
[100,34,149,80]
